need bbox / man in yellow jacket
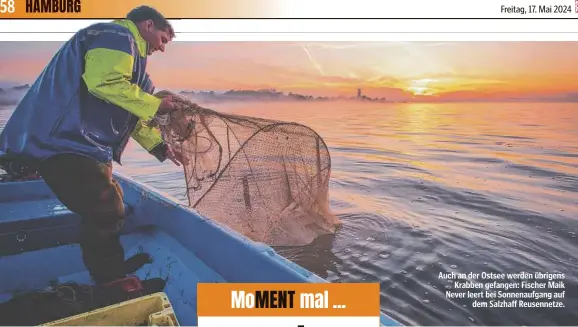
[0,6,182,284]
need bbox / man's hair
[126,6,175,39]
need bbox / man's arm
[81,28,162,122]
[82,28,170,162]
[129,71,170,162]
[131,120,168,162]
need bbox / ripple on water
[2,101,578,326]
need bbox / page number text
[0,0,15,14]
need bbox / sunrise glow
[1,41,577,102]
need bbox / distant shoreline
[1,83,577,105]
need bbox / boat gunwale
[0,170,401,326]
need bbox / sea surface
[1,101,577,326]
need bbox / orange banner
[197,282,380,317]
[0,0,278,19]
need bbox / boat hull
[0,171,401,326]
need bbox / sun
[407,78,437,96]
[408,86,428,95]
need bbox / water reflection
[274,233,344,279]
[1,100,578,325]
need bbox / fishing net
[150,91,341,246]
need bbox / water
[1,101,577,326]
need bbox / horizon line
[1,82,578,104]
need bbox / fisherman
[0,6,183,285]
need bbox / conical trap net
[151,91,341,246]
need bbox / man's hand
[158,95,177,114]
[166,145,185,166]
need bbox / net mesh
[151,90,341,246]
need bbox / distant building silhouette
[357,88,362,99]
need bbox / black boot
[124,252,153,274]
[141,278,167,295]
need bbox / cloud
[2,41,578,102]
[301,45,326,76]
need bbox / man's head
[127,6,175,56]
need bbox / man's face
[140,20,172,55]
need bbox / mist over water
[1,100,577,325]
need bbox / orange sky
[1,41,577,101]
